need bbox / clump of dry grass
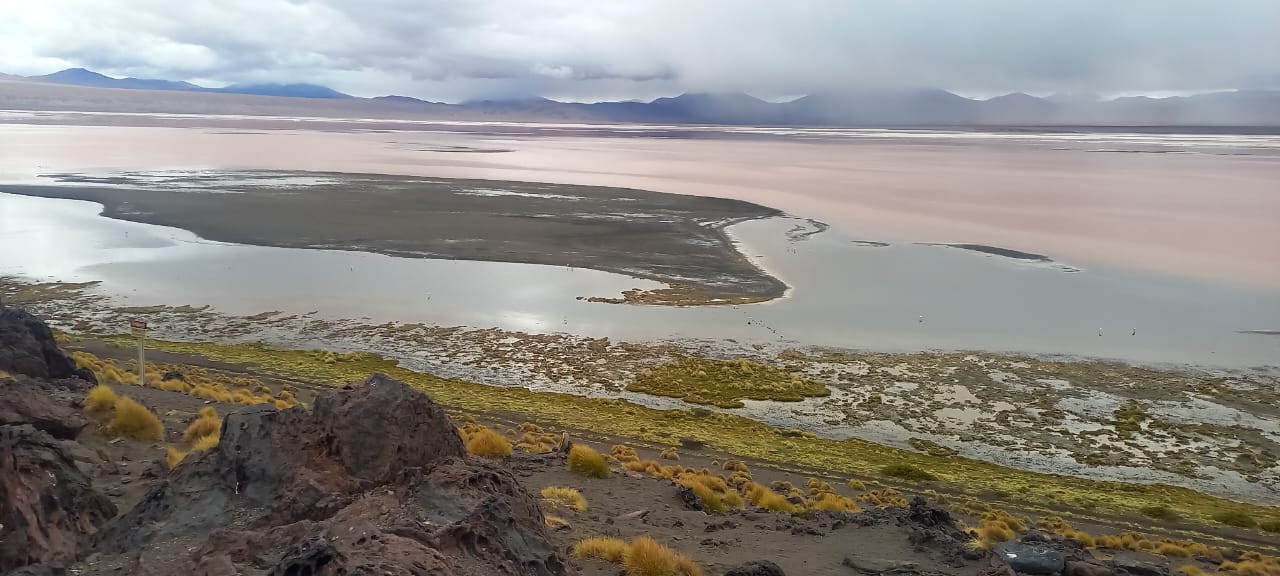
[1156,543,1191,558]
[806,477,835,496]
[192,434,220,452]
[108,396,164,441]
[464,426,512,458]
[858,488,909,508]
[166,446,187,469]
[810,492,861,512]
[611,444,639,463]
[573,537,628,563]
[675,472,743,513]
[84,384,119,414]
[72,350,298,409]
[544,514,569,528]
[659,447,679,460]
[965,510,1028,550]
[624,536,702,576]
[183,406,222,444]
[743,482,796,513]
[541,486,588,512]
[722,460,749,473]
[568,444,610,478]
[847,479,866,491]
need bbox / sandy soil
[1,121,1277,291]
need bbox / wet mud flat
[0,170,786,304]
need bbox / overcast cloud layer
[2,0,1278,102]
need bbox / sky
[2,0,1278,103]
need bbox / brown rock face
[95,374,565,576]
[0,306,78,380]
[0,375,89,440]
[0,425,118,572]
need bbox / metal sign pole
[130,319,147,383]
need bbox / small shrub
[677,475,740,513]
[573,537,628,562]
[183,409,222,444]
[84,384,119,414]
[568,445,610,478]
[744,482,796,513]
[108,396,164,441]
[880,464,937,482]
[1140,505,1178,521]
[624,536,701,576]
[611,444,639,463]
[166,446,187,468]
[1258,520,1280,533]
[721,460,749,473]
[541,486,588,512]
[659,447,679,460]
[465,428,512,458]
[1212,510,1257,528]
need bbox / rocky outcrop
[0,424,118,572]
[0,375,88,439]
[0,306,77,380]
[726,559,787,575]
[94,373,565,576]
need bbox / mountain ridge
[7,68,1280,126]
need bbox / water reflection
[2,191,1277,368]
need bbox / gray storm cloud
[1,0,1277,101]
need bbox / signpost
[130,318,147,382]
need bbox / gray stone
[994,541,1066,575]
[843,556,919,574]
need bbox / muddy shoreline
[0,171,789,304]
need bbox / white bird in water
[1098,328,1103,336]
[918,315,925,324]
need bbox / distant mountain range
[5,67,1280,126]
[25,68,353,99]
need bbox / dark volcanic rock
[0,307,77,379]
[900,497,981,564]
[0,375,88,439]
[95,373,564,576]
[1112,553,1170,576]
[725,559,787,575]
[0,425,117,572]
[993,541,1067,575]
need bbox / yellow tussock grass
[568,444,610,478]
[166,446,187,469]
[659,447,680,460]
[806,478,835,496]
[573,537,628,563]
[1176,566,1208,576]
[1156,543,1191,558]
[465,427,512,458]
[544,514,569,528]
[810,492,861,512]
[722,460,749,473]
[541,486,588,512]
[611,444,639,463]
[192,433,220,452]
[84,384,119,414]
[183,409,222,444]
[108,396,164,441]
[847,479,866,491]
[624,536,702,576]
[744,482,796,513]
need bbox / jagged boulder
[0,424,117,572]
[94,373,565,576]
[0,375,88,439]
[900,496,982,565]
[0,307,77,380]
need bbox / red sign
[129,319,147,331]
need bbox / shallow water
[2,188,1277,367]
